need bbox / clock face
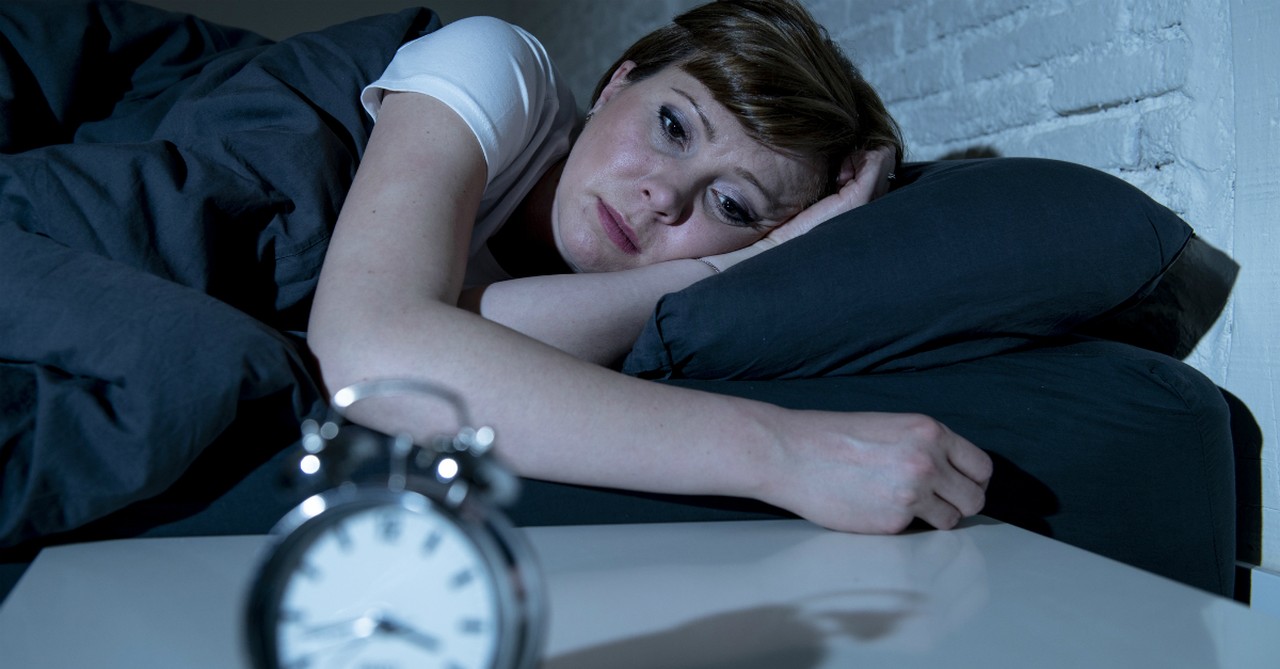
[270,498,501,669]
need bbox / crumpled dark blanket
[0,0,440,548]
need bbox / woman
[307,0,992,534]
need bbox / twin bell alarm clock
[243,378,546,669]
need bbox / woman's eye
[658,106,687,145]
[714,191,757,226]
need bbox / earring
[584,111,594,122]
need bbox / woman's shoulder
[361,13,576,193]
[394,16,550,69]
[437,15,531,39]
[369,15,561,111]
[361,13,568,130]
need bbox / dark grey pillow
[622,158,1228,380]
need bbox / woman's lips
[597,200,641,255]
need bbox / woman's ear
[591,60,637,112]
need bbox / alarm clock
[243,378,546,669]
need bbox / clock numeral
[459,617,487,635]
[332,525,353,551]
[422,530,442,555]
[449,568,475,590]
[298,561,322,582]
[377,511,402,543]
[279,608,306,624]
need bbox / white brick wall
[520,0,1277,575]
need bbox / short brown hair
[593,0,904,196]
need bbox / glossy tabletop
[2,518,1278,668]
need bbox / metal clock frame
[243,378,548,669]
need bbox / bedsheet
[0,0,440,548]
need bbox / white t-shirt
[360,16,579,287]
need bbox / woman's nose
[640,173,688,225]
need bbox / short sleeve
[360,16,560,186]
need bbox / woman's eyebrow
[735,167,782,213]
[673,87,717,142]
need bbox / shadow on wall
[939,145,1001,160]
[1224,389,1264,603]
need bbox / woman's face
[552,62,821,273]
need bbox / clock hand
[301,618,358,638]
[374,613,442,652]
[288,622,375,668]
[301,612,381,641]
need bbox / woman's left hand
[700,145,896,272]
[764,143,897,246]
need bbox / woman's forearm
[459,258,715,365]
[308,295,781,502]
[309,296,990,534]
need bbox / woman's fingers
[904,470,984,530]
[934,467,988,518]
[835,145,895,202]
[949,435,994,492]
[931,425,991,521]
[917,495,965,530]
[859,144,897,200]
[765,410,992,535]
[774,145,898,239]
[906,437,988,529]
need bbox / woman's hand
[700,145,896,271]
[768,144,897,245]
[759,409,992,534]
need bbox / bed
[0,1,1247,598]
